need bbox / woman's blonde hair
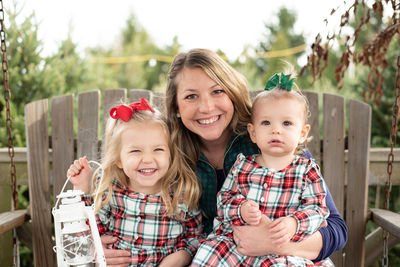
[92,107,200,219]
[252,65,311,154]
[166,48,252,167]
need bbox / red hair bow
[110,98,155,122]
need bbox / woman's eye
[213,89,224,95]
[184,94,197,100]
[261,120,270,125]
[283,121,293,126]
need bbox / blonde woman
[166,49,347,263]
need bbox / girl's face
[176,68,234,143]
[247,96,310,158]
[117,120,170,194]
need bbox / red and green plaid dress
[191,154,332,266]
[93,179,202,266]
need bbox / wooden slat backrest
[103,89,127,134]
[77,90,100,160]
[129,89,150,103]
[303,91,320,164]
[322,94,346,267]
[24,89,371,267]
[25,99,55,267]
[344,99,371,267]
[52,94,74,195]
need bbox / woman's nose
[198,95,214,113]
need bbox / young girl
[191,71,332,266]
[67,98,202,266]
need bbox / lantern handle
[54,160,104,210]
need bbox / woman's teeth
[198,115,219,125]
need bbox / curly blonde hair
[92,108,200,219]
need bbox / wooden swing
[0,3,400,267]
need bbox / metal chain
[0,1,19,266]
[382,53,400,267]
[0,0,17,210]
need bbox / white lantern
[52,189,106,267]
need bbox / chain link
[0,0,17,210]
[0,2,20,266]
[382,53,400,267]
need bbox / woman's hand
[100,235,131,267]
[232,214,277,256]
[232,214,323,260]
[268,216,297,247]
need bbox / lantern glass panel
[62,228,94,265]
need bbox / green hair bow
[264,72,295,91]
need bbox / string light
[90,44,307,64]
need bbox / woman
[101,49,347,266]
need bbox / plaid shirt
[215,153,329,242]
[190,154,332,267]
[197,132,259,234]
[85,179,202,266]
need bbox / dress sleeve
[314,186,348,261]
[291,161,330,242]
[174,208,203,257]
[216,154,247,226]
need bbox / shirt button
[260,197,265,202]
[263,183,268,188]
[134,234,139,239]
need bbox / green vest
[196,132,259,234]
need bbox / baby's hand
[240,200,261,225]
[268,216,298,247]
[66,156,92,193]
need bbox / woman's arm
[233,188,347,261]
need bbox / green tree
[102,13,171,91]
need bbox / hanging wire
[0,1,19,266]
[382,53,400,267]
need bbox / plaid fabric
[197,132,259,234]
[191,235,334,266]
[86,179,202,266]
[191,153,330,266]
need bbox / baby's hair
[92,105,200,219]
[252,64,311,154]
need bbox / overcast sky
[16,0,345,60]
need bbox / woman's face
[176,68,234,143]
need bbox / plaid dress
[90,179,202,266]
[191,154,332,267]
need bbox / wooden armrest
[370,208,400,239]
[0,209,28,235]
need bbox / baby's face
[248,96,309,158]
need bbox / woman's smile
[176,68,234,142]
[197,115,220,125]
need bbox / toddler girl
[67,98,202,266]
[191,71,332,266]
